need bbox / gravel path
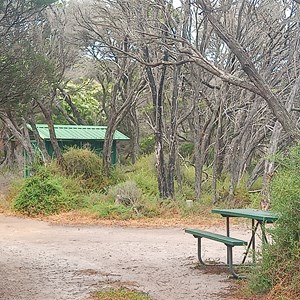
[0,215,251,300]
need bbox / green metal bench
[185,228,247,278]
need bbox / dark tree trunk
[37,99,64,166]
[143,46,170,198]
[0,113,35,162]
[0,130,17,167]
[58,87,86,125]
[26,116,51,163]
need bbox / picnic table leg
[252,219,256,263]
[226,217,230,265]
[260,221,268,244]
[242,221,259,264]
[227,245,241,279]
[197,237,206,265]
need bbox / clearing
[0,214,251,300]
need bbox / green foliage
[58,80,103,125]
[109,165,128,185]
[83,193,134,220]
[13,167,79,216]
[249,145,300,299]
[109,181,142,204]
[0,50,56,110]
[62,147,106,190]
[179,143,194,158]
[125,155,158,196]
[93,288,152,300]
[139,136,155,155]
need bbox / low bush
[61,147,107,190]
[84,194,134,220]
[109,181,141,203]
[13,167,80,216]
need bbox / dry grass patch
[45,210,225,228]
[89,288,152,300]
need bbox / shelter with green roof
[27,124,129,166]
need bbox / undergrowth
[13,166,81,216]
[248,145,300,300]
[10,149,261,219]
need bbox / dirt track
[0,215,251,300]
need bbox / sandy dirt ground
[0,214,253,300]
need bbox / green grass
[92,288,152,300]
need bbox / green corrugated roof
[27,124,129,141]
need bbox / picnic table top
[211,208,279,223]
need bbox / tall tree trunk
[167,64,180,197]
[143,46,170,198]
[155,50,169,198]
[36,99,64,166]
[129,106,139,164]
[212,98,224,204]
[26,115,51,163]
[0,130,17,167]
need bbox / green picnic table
[211,208,279,264]
[185,208,279,278]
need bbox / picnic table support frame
[197,237,241,279]
[241,220,270,264]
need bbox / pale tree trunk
[167,64,181,197]
[127,106,140,164]
[193,95,220,201]
[193,102,203,201]
[102,96,136,175]
[155,50,169,198]
[227,100,262,198]
[247,158,265,190]
[102,74,143,176]
[212,96,224,204]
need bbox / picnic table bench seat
[185,228,247,278]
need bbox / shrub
[13,167,79,216]
[109,181,142,204]
[84,193,134,220]
[248,145,300,299]
[61,147,106,190]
